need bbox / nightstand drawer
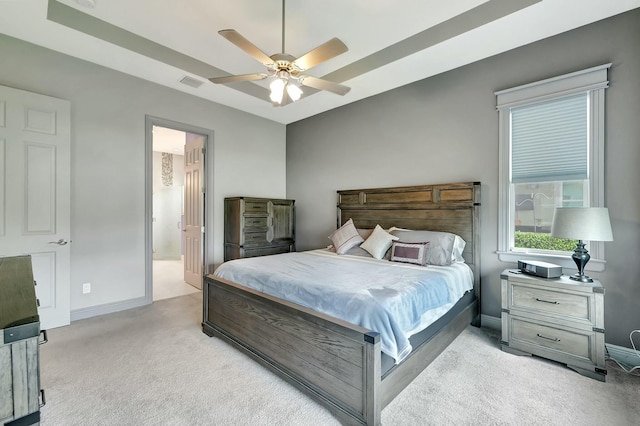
[509,317,590,359]
[510,283,591,321]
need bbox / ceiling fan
[209,0,350,106]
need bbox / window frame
[496,63,611,271]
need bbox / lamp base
[570,240,593,283]
[569,273,594,283]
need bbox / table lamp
[551,207,613,282]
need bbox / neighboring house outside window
[496,64,611,271]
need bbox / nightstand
[501,269,606,381]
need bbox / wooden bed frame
[202,182,481,425]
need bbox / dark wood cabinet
[1,255,44,425]
[224,197,295,261]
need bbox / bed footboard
[203,275,382,425]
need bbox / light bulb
[287,83,303,102]
[269,78,286,104]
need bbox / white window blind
[511,92,588,183]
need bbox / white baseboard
[71,296,150,322]
[606,343,640,368]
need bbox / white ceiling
[152,126,186,155]
[1,0,639,125]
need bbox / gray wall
[287,9,640,348]
[0,35,286,314]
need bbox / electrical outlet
[82,282,91,294]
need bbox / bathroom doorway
[151,125,200,300]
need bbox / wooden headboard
[337,182,481,299]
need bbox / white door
[183,133,204,289]
[153,185,183,260]
[0,85,71,329]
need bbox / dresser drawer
[243,231,268,245]
[242,245,292,258]
[224,243,293,260]
[243,216,268,229]
[510,283,591,322]
[243,201,268,215]
[509,317,591,360]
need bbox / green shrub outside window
[514,231,576,252]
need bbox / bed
[202,182,481,425]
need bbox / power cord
[606,329,640,374]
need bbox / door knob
[48,239,69,246]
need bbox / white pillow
[328,218,364,255]
[360,224,399,259]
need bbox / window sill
[497,251,606,272]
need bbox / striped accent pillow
[390,241,430,266]
[329,218,364,254]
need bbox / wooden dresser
[224,197,295,261]
[501,269,606,381]
[1,256,45,425]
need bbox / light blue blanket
[214,250,473,363]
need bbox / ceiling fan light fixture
[210,0,350,105]
[287,83,303,102]
[269,77,286,104]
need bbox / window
[496,64,610,270]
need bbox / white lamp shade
[551,207,613,241]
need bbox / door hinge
[593,327,605,334]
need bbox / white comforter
[213,249,473,363]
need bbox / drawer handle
[39,329,48,345]
[536,333,560,342]
[40,389,46,407]
[535,297,559,305]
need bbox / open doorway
[145,116,212,304]
[151,126,198,300]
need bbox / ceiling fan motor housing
[270,54,300,76]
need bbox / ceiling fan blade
[293,38,348,71]
[299,76,350,96]
[209,73,268,84]
[218,29,274,66]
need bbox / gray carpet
[40,293,640,425]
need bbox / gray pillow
[390,229,466,266]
